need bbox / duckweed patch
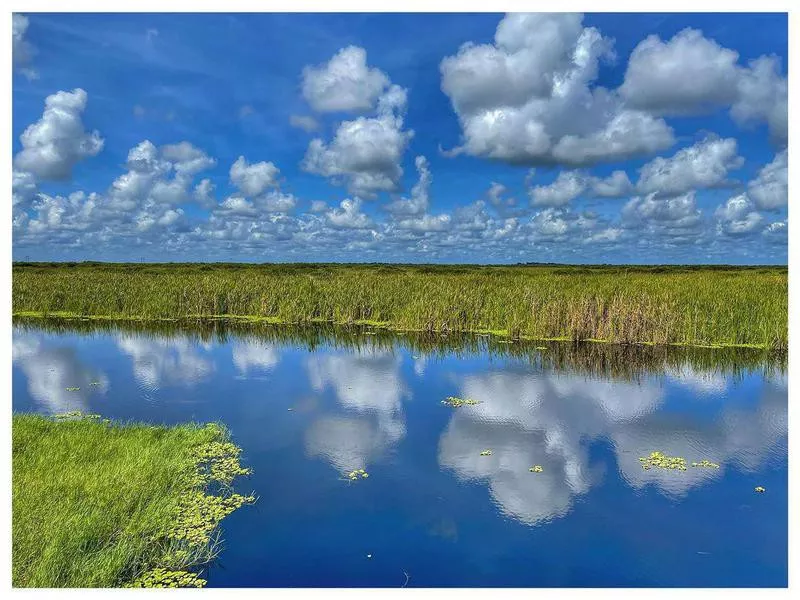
[125,568,206,588]
[441,396,481,408]
[12,414,254,588]
[346,469,369,481]
[639,451,688,471]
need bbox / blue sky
[12,12,788,263]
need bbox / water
[12,321,788,587]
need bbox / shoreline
[12,413,255,588]
[12,311,783,351]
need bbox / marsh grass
[12,414,253,588]
[12,262,787,349]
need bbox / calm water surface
[12,322,788,587]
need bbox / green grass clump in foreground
[12,413,254,588]
[11,262,787,349]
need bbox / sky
[11,12,788,264]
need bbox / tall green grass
[12,414,251,587]
[12,263,787,349]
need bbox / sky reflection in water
[12,323,787,587]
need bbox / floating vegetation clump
[691,460,720,469]
[529,465,543,473]
[346,469,369,481]
[54,411,84,419]
[53,411,102,421]
[146,434,255,587]
[480,450,492,456]
[755,486,766,493]
[639,451,687,471]
[125,568,206,588]
[441,396,481,408]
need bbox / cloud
[302,45,390,113]
[12,170,38,208]
[384,156,431,216]
[620,28,741,114]
[289,114,320,132]
[302,84,413,198]
[13,14,37,79]
[731,56,788,145]
[394,213,452,232]
[747,150,787,210]
[440,13,675,167]
[622,191,703,240]
[715,194,764,236]
[193,178,216,208]
[325,198,373,229]
[529,171,587,207]
[229,155,280,196]
[621,28,787,144]
[635,136,743,197]
[590,170,634,198]
[14,89,104,180]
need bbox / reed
[12,262,787,350]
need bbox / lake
[11,320,788,587]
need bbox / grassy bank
[12,262,788,349]
[12,413,254,588]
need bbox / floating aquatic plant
[125,568,206,588]
[639,451,687,471]
[755,486,766,493]
[529,465,543,473]
[479,450,492,456]
[346,469,369,481]
[441,396,481,408]
[54,411,87,419]
[691,460,720,469]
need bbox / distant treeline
[12,263,787,350]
